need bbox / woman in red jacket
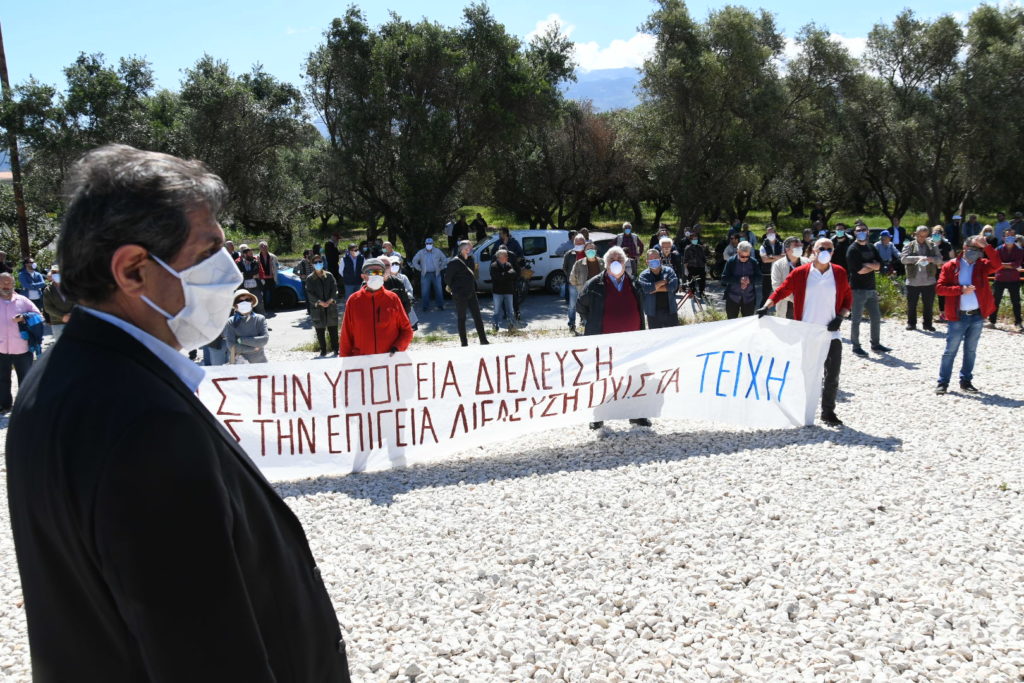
[934,236,1002,394]
[339,259,413,357]
[757,238,853,427]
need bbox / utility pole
[0,20,31,259]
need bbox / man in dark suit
[6,144,351,682]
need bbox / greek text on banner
[197,317,832,481]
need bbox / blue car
[274,266,306,308]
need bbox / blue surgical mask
[931,234,942,243]
[648,259,661,269]
[624,228,631,235]
[835,230,845,237]
[856,231,868,241]
[691,239,698,245]
[964,249,982,264]
[1006,236,1016,245]
[314,262,324,271]
[585,249,597,259]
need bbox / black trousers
[989,282,1021,325]
[314,326,340,355]
[821,338,842,415]
[647,311,679,329]
[906,285,936,328]
[726,298,756,319]
[760,273,774,305]
[0,351,33,410]
[455,295,489,346]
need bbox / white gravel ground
[2,319,1023,681]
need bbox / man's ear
[109,245,152,297]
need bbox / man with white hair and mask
[576,245,651,430]
[758,237,852,427]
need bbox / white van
[473,229,616,294]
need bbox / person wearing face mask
[846,225,891,356]
[381,241,402,262]
[638,248,680,329]
[615,222,643,276]
[802,228,816,257]
[445,241,489,347]
[931,226,953,321]
[18,257,46,303]
[255,242,278,313]
[570,242,604,332]
[235,245,265,314]
[304,254,340,357]
[758,226,784,306]
[661,236,685,286]
[562,234,588,333]
[900,226,941,331]
[978,225,997,248]
[5,145,352,681]
[720,241,760,319]
[0,271,41,410]
[340,243,365,303]
[757,238,852,427]
[875,231,900,276]
[935,236,1003,394]
[411,238,447,312]
[575,246,651,430]
[945,214,964,248]
[771,237,809,319]
[831,223,853,271]
[379,255,414,325]
[988,228,1023,331]
[341,258,413,356]
[648,224,671,250]
[42,265,74,341]
[224,290,269,364]
[490,248,519,333]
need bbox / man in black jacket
[445,240,489,346]
[6,145,351,682]
[490,248,519,332]
[575,246,650,430]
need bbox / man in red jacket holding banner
[757,238,852,427]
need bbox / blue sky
[3,0,993,90]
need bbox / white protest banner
[198,317,831,481]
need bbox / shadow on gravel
[952,392,1024,408]
[864,354,919,370]
[292,424,902,506]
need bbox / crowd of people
[5,144,1023,681]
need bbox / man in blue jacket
[340,242,364,302]
[637,248,680,328]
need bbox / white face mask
[816,250,833,265]
[366,275,385,290]
[51,273,61,283]
[142,248,243,349]
[608,261,625,277]
[426,244,433,251]
[390,264,401,274]
[767,233,777,242]
[574,244,584,252]
[790,247,802,258]
[236,301,253,315]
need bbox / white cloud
[526,13,655,73]
[829,33,867,59]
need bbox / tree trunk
[629,200,644,230]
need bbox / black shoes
[905,324,916,330]
[935,384,948,395]
[820,412,844,427]
[871,344,892,353]
[629,418,652,427]
[959,381,979,394]
[589,421,604,430]
[922,326,936,332]
[851,346,868,357]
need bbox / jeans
[259,279,275,310]
[420,273,444,310]
[567,286,579,327]
[938,313,984,385]
[0,351,33,410]
[492,293,515,329]
[454,295,488,346]
[821,338,842,414]
[344,283,361,301]
[989,281,1021,325]
[906,285,936,328]
[850,288,881,347]
[50,323,65,341]
[314,326,340,355]
[202,344,229,366]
